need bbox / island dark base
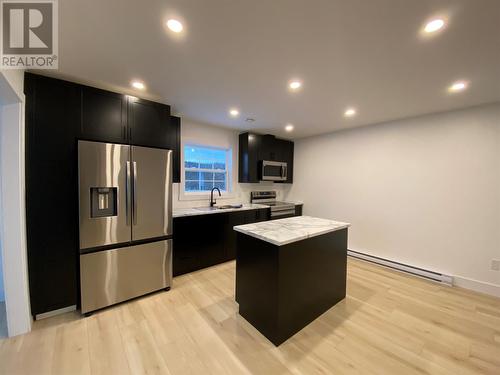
[235,228,347,346]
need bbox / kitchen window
[183,144,231,193]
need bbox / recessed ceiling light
[344,108,356,117]
[167,19,183,33]
[289,80,302,91]
[424,18,445,33]
[229,108,240,117]
[131,80,145,90]
[285,124,294,132]
[448,80,468,93]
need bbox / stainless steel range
[251,191,296,219]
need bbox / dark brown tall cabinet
[25,75,81,315]
[25,73,181,317]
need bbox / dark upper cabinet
[25,73,80,315]
[126,98,180,182]
[127,97,170,148]
[81,87,128,143]
[261,134,280,161]
[239,132,294,183]
[239,132,262,183]
[282,139,294,183]
[80,85,180,182]
[169,116,181,183]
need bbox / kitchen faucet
[210,187,221,207]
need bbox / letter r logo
[2,1,53,54]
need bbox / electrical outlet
[491,259,500,271]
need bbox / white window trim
[179,142,235,201]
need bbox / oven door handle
[270,208,296,218]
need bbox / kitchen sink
[194,207,219,211]
[218,204,242,209]
[195,204,243,211]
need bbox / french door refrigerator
[78,140,172,314]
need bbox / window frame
[180,142,234,200]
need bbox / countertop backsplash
[172,182,293,210]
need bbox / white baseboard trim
[35,305,76,320]
[348,250,500,298]
[348,250,453,285]
[452,276,500,298]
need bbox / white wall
[0,240,4,301]
[286,103,500,296]
[0,69,31,336]
[1,70,24,98]
[173,119,291,209]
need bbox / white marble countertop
[233,216,350,246]
[173,203,270,218]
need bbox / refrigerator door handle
[133,161,138,225]
[126,161,131,226]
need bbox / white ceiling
[46,0,500,139]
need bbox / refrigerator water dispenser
[90,187,117,218]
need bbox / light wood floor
[1,258,499,375]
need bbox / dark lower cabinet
[295,204,303,216]
[224,209,269,261]
[173,208,269,276]
[25,74,80,315]
[173,214,227,276]
[236,228,348,346]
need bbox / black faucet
[210,187,221,207]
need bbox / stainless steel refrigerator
[78,140,173,314]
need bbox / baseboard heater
[347,250,453,285]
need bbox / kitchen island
[234,216,350,346]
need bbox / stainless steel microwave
[261,160,287,181]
